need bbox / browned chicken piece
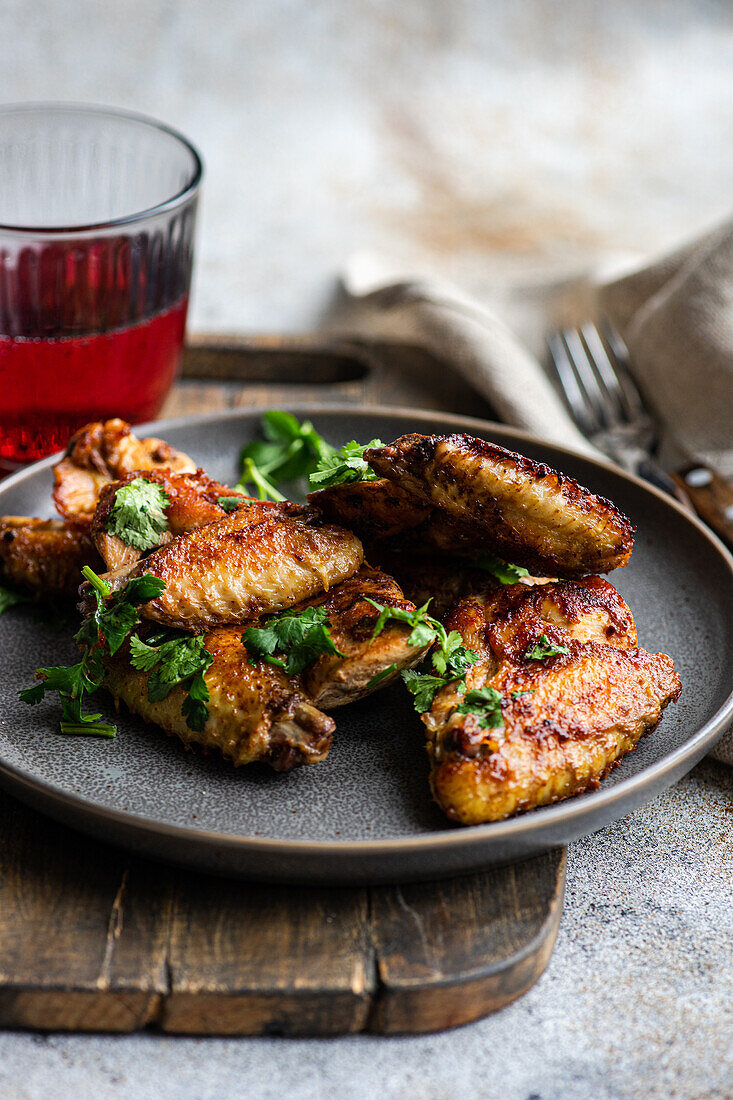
[103,626,334,771]
[92,468,255,571]
[0,516,101,597]
[300,564,431,708]
[423,577,680,825]
[99,501,364,632]
[53,418,196,521]
[309,479,431,539]
[365,434,635,578]
[362,545,500,621]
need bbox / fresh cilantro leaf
[308,439,383,490]
[20,567,166,737]
[525,635,570,660]
[217,496,246,512]
[473,553,530,584]
[401,669,458,713]
[236,411,337,500]
[366,663,397,690]
[431,630,478,679]
[242,604,345,675]
[365,599,443,650]
[0,583,33,616]
[511,689,535,699]
[106,477,170,551]
[454,686,505,729]
[129,629,214,729]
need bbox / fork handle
[671,465,733,549]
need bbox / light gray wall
[4,0,732,331]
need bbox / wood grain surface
[0,338,566,1035]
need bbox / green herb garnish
[364,599,478,713]
[525,635,570,660]
[0,582,33,617]
[511,689,535,698]
[308,439,383,490]
[366,663,397,690]
[473,553,530,584]
[217,496,246,512]
[106,477,170,551]
[242,604,346,675]
[129,630,214,732]
[236,411,337,501]
[19,566,166,737]
[454,685,505,730]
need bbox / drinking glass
[0,103,203,467]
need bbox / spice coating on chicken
[423,577,680,825]
[365,433,635,577]
[103,625,334,770]
[309,478,430,539]
[300,564,431,708]
[92,468,254,571]
[53,418,196,521]
[102,502,364,632]
[0,516,101,597]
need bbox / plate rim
[1,402,732,862]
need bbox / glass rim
[0,101,203,236]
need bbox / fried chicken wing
[103,626,334,771]
[53,418,196,521]
[365,434,635,577]
[100,502,364,631]
[423,577,680,825]
[300,564,430,708]
[92,468,254,571]
[309,479,430,539]
[0,516,101,597]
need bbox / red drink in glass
[0,104,202,468]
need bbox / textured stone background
[1,1,732,1096]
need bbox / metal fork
[546,319,685,501]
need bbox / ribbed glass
[0,104,202,465]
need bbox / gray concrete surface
[1,1,732,1096]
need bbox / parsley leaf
[129,630,214,731]
[308,439,383,490]
[242,604,345,675]
[106,477,170,551]
[217,496,246,512]
[237,411,337,501]
[454,686,505,729]
[19,566,166,737]
[473,553,529,584]
[512,689,535,698]
[0,582,33,617]
[365,598,479,712]
[525,635,570,660]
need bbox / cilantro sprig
[525,635,570,660]
[454,686,505,730]
[308,439,383,490]
[364,599,478,711]
[129,630,214,732]
[473,553,529,584]
[242,604,345,675]
[19,566,165,737]
[236,411,337,501]
[106,477,170,551]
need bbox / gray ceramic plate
[1,406,732,884]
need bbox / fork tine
[579,323,629,423]
[562,327,611,430]
[598,317,647,421]
[546,331,601,435]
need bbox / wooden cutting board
[0,336,567,1035]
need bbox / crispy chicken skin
[0,516,101,597]
[365,434,635,578]
[424,577,681,825]
[300,564,430,708]
[309,479,431,539]
[53,418,196,521]
[92,468,254,571]
[104,626,335,771]
[100,501,364,632]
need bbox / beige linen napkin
[324,225,733,764]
